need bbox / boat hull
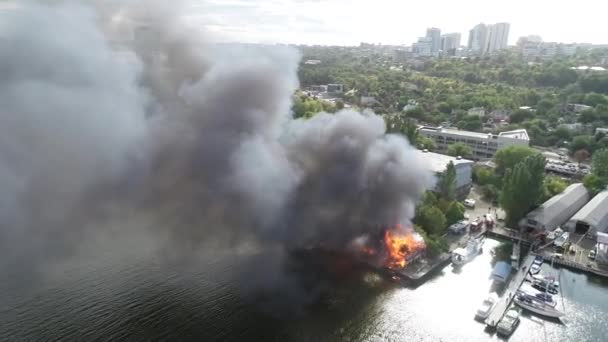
[514,298,564,318]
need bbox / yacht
[518,284,557,307]
[475,294,497,321]
[514,293,564,319]
[529,255,543,275]
[452,236,485,266]
[497,307,521,336]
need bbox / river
[2,238,607,341]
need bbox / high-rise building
[426,28,441,56]
[441,33,461,55]
[468,23,489,54]
[413,37,433,57]
[486,23,510,53]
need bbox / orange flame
[383,228,425,269]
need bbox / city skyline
[185,0,608,46]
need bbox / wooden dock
[534,252,608,278]
[485,254,535,328]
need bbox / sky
[0,0,605,46]
[186,0,608,46]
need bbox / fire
[383,227,425,269]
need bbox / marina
[485,255,535,328]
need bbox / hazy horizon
[1,0,606,47]
[188,0,607,46]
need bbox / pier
[485,254,535,328]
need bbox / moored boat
[514,294,564,318]
[496,307,521,336]
[452,236,485,265]
[475,294,497,321]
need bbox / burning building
[0,0,435,306]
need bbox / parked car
[464,199,476,208]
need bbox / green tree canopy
[494,145,539,175]
[500,154,546,227]
[570,135,595,153]
[415,205,447,236]
[592,148,608,180]
[445,202,466,226]
[583,174,606,195]
[438,161,457,201]
[544,176,568,201]
[447,142,472,158]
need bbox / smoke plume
[0,0,433,303]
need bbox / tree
[473,166,497,186]
[417,136,437,151]
[544,176,567,200]
[583,174,606,195]
[415,205,447,236]
[573,149,590,165]
[447,142,472,158]
[584,92,608,107]
[509,109,533,124]
[482,184,500,202]
[438,161,457,201]
[445,202,466,226]
[592,148,608,180]
[500,155,546,227]
[570,135,595,153]
[494,145,538,176]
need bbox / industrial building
[418,127,530,161]
[415,150,473,199]
[564,191,608,235]
[520,183,590,231]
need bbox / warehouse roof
[524,183,589,230]
[414,150,473,173]
[568,191,608,233]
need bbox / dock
[485,254,535,328]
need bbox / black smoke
[0,0,434,306]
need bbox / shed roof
[491,262,511,282]
[568,191,608,233]
[525,183,589,230]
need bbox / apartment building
[418,127,530,161]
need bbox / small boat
[514,294,564,319]
[475,294,497,321]
[497,307,521,336]
[452,236,485,265]
[530,274,559,294]
[529,256,543,274]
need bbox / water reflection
[1,239,607,341]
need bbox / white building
[415,150,474,199]
[564,191,608,235]
[418,127,530,161]
[413,37,433,57]
[487,23,510,53]
[426,28,441,56]
[467,107,486,117]
[468,23,489,54]
[596,128,608,135]
[441,33,461,55]
[521,183,590,231]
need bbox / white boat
[529,255,543,274]
[452,236,485,265]
[475,294,497,320]
[497,307,521,336]
[518,285,557,307]
[514,294,564,318]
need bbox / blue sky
[184,0,608,46]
